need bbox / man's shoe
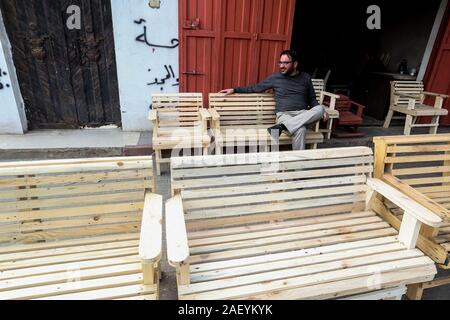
[267,124,288,139]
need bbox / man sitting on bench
[220,50,328,150]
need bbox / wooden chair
[312,79,340,139]
[325,94,366,138]
[383,81,449,135]
[149,93,211,175]
[374,134,450,299]
[165,147,440,300]
[0,156,162,300]
[208,93,324,154]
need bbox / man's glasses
[278,61,293,66]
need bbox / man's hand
[219,88,234,95]
[322,111,329,122]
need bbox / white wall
[111,0,179,132]
[0,10,27,134]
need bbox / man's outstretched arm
[219,75,275,95]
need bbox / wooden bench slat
[1,273,144,300]
[190,236,400,273]
[188,228,397,265]
[37,284,157,300]
[188,249,423,288]
[240,265,435,300]
[0,254,141,281]
[179,256,433,299]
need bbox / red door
[179,0,296,103]
[424,1,450,125]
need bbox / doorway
[0,0,121,129]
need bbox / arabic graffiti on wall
[134,19,179,92]
[147,65,179,90]
[134,18,178,49]
[0,66,10,90]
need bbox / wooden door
[0,0,121,129]
[424,1,450,125]
[179,0,296,102]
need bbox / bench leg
[384,110,394,128]
[406,283,424,300]
[404,115,413,135]
[326,119,333,140]
[142,261,156,285]
[155,149,162,176]
[429,116,439,134]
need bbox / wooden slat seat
[149,93,211,175]
[383,81,449,135]
[0,157,162,300]
[374,134,450,299]
[212,127,323,148]
[166,147,439,300]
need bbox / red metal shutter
[423,2,450,125]
[179,0,296,104]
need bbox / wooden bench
[165,147,439,300]
[208,93,324,154]
[149,93,211,175]
[374,134,450,299]
[383,81,449,135]
[0,156,162,300]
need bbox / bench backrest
[312,79,325,103]
[171,147,373,231]
[209,93,276,128]
[209,80,325,128]
[152,93,203,132]
[391,81,424,107]
[374,134,450,217]
[0,156,154,245]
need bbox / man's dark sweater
[234,72,320,113]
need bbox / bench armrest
[209,109,221,121]
[382,174,450,222]
[423,91,449,99]
[139,192,163,263]
[349,101,365,117]
[367,178,442,228]
[199,108,212,121]
[322,91,340,100]
[166,195,190,266]
[148,109,158,122]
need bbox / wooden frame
[374,134,450,299]
[165,147,439,300]
[383,81,449,135]
[0,156,162,300]
[312,79,340,139]
[149,93,211,175]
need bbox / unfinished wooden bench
[374,134,450,299]
[166,147,439,300]
[0,156,162,300]
[383,81,449,135]
[208,93,324,154]
[149,93,211,175]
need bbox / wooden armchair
[383,81,449,135]
[149,93,211,175]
